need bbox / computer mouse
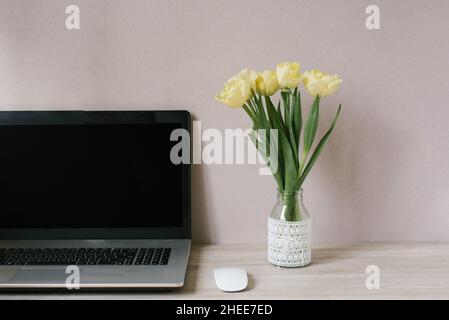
[213,267,248,292]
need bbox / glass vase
[267,189,311,267]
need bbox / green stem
[299,152,307,175]
[279,192,301,221]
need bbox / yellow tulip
[215,69,251,108]
[276,62,301,89]
[248,69,258,94]
[303,69,342,97]
[255,70,280,96]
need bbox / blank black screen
[0,123,184,228]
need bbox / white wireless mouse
[214,267,248,292]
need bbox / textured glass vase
[267,189,311,267]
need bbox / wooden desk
[1,242,449,299]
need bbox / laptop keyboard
[0,248,171,266]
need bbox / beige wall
[1,0,449,243]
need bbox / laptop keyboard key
[0,247,171,266]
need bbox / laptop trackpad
[10,268,68,283]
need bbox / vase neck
[278,189,303,201]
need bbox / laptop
[0,111,191,290]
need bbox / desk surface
[1,242,449,299]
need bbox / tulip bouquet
[216,62,342,222]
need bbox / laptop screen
[0,122,184,229]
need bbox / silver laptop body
[0,111,191,290]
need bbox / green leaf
[276,101,288,135]
[257,97,270,129]
[249,130,284,189]
[278,129,297,192]
[246,98,256,117]
[284,91,298,168]
[292,87,298,123]
[276,101,283,124]
[292,89,302,148]
[281,91,291,126]
[251,89,259,104]
[257,99,272,156]
[300,95,320,169]
[263,97,286,185]
[265,96,280,129]
[263,97,281,143]
[303,95,320,152]
[248,98,263,128]
[250,97,287,190]
[242,104,256,124]
[297,104,341,188]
